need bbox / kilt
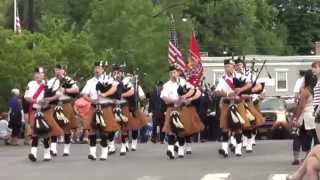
[28,108,64,137]
[81,105,120,133]
[122,105,148,130]
[247,101,265,127]
[219,100,246,130]
[62,102,79,130]
[162,106,204,136]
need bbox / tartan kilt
[122,105,148,130]
[62,102,80,130]
[162,106,204,136]
[28,108,64,137]
[81,106,121,133]
[247,101,265,127]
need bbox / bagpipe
[53,101,69,128]
[33,101,51,136]
[60,76,79,98]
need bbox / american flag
[168,16,186,71]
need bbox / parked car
[257,97,291,139]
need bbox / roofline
[202,55,320,62]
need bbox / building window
[276,70,288,91]
[213,70,224,86]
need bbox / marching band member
[234,58,264,153]
[111,66,147,155]
[49,64,80,157]
[25,67,63,162]
[215,59,245,157]
[81,61,120,161]
[161,65,204,159]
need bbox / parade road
[0,140,296,180]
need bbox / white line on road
[200,173,231,180]
[137,176,161,180]
[268,174,288,180]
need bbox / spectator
[149,81,166,143]
[291,70,318,165]
[287,145,320,180]
[8,88,23,145]
[293,70,306,103]
[0,113,11,145]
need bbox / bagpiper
[160,65,204,159]
[80,61,120,161]
[48,64,80,157]
[25,67,63,162]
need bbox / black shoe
[120,152,126,156]
[28,154,37,162]
[219,149,228,158]
[50,150,57,157]
[186,151,192,155]
[108,151,115,155]
[88,155,96,160]
[100,158,107,161]
[131,148,136,152]
[166,150,175,159]
[218,149,224,155]
[178,155,184,158]
[292,160,300,165]
[63,153,69,157]
[235,153,242,157]
[174,145,178,153]
[43,158,51,162]
[151,136,157,144]
[246,150,253,153]
[230,145,235,153]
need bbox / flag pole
[13,0,16,32]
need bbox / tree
[271,0,320,55]
[90,0,170,90]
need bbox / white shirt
[81,74,116,100]
[0,120,11,138]
[24,80,45,102]
[293,77,304,94]
[47,77,60,92]
[160,80,180,103]
[215,74,234,95]
[122,76,145,99]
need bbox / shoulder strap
[223,76,234,90]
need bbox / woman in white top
[291,70,318,165]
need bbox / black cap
[234,57,244,64]
[35,67,45,73]
[224,59,235,65]
[94,61,108,67]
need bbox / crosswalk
[136,173,289,180]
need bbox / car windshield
[260,98,286,111]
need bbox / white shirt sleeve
[215,79,224,92]
[138,86,145,99]
[160,83,169,99]
[81,80,91,96]
[293,78,304,93]
[24,82,32,99]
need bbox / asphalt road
[0,140,298,180]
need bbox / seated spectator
[8,88,23,146]
[0,113,12,145]
[287,144,320,180]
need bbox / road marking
[200,173,230,180]
[137,176,161,180]
[268,174,288,180]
